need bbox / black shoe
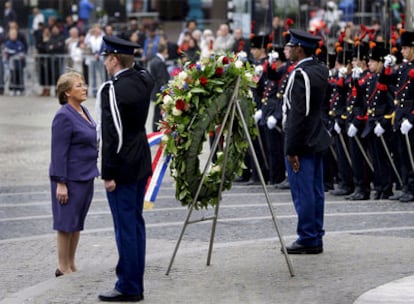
[98,289,143,302]
[389,192,403,200]
[275,179,290,189]
[345,191,370,200]
[234,176,249,183]
[381,191,393,200]
[373,191,382,200]
[246,179,260,185]
[281,241,323,254]
[330,187,353,196]
[399,193,414,203]
[324,183,334,192]
[55,268,64,277]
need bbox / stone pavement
[0,233,414,304]
[1,95,414,303]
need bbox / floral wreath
[157,52,257,209]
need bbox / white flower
[245,72,253,81]
[163,94,173,105]
[161,134,169,143]
[235,60,244,69]
[237,51,248,62]
[210,164,221,174]
[172,108,182,116]
[178,71,187,80]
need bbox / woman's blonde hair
[56,71,85,105]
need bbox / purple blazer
[49,103,99,182]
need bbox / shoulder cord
[95,80,123,154]
[282,68,311,129]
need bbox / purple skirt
[51,179,94,232]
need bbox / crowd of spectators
[0,0,408,97]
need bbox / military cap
[250,35,270,49]
[353,42,369,62]
[101,35,141,55]
[369,42,388,62]
[400,31,414,47]
[336,49,353,65]
[286,29,321,49]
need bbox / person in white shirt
[213,23,235,53]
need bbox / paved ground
[0,95,413,304]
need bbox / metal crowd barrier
[2,53,107,97]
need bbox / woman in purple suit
[49,71,99,277]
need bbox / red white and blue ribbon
[144,132,171,209]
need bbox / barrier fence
[1,53,107,97]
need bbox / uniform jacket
[379,61,414,128]
[148,54,170,102]
[361,72,394,137]
[100,67,154,183]
[284,57,331,156]
[49,104,99,182]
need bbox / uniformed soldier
[262,45,288,185]
[248,34,271,185]
[379,31,414,202]
[282,29,331,254]
[344,42,372,200]
[329,46,355,196]
[97,35,154,302]
[361,42,395,199]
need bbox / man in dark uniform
[379,31,414,202]
[148,42,170,132]
[262,46,288,185]
[282,29,331,254]
[345,43,372,200]
[247,34,270,185]
[97,35,154,302]
[361,43,395,199]
[329,48,355,196]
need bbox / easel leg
[166,77,294,277]
[235,100,295,277]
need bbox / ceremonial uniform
[361,44,395,199]
[262,52,288,185]
[345,46,372,200]
[97,35,154,302]
[329,50,354,195]
[248,35,270,184]
[380,31,414,202]
[283,29,331,253]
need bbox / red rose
[189,63,197,70]
[222,57,229,64]
[200,76,208,86]
[175,99,185,111]
[215,67,224,76]
[408,69,414,79]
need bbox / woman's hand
[104,180,116,192]
[56,182,68,204]
[287,155,300,173]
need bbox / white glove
[334,121,342,134]
[338,67,348,78]
[347,123,357,137]
[401,119,413,135]
[352,67,363,79]
[374,123,385,137]
[384,54,396,68]
[254,65,263,78]
[253,109,263,124]
[266,115,277,129]
[268,50,279,64]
